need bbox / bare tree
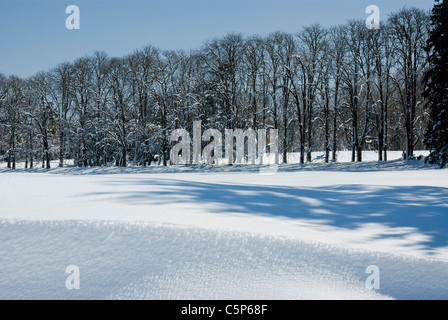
[28,73,54,169]
[389,8,429,159]
[371,24,394,161]
[2,76,26,169]
[340,20,366,162]
[204,34,244,130]
[127,46,158,165]
[243,36,263,130]
[297,24,328,162]
[49,62,74,167]
[71,57,94,166]
[91,51,111,166]
[278,32,296,163]
[107,57,131,167]
[328,25,346,162]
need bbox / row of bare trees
[0,7,430,168]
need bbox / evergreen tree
[424,0,448,168]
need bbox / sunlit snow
[1,152,447,300]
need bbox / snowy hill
[1,152,447,300]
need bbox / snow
[1,151,447,300]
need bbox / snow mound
[1,159,447,300]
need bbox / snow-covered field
[1,151,447,300]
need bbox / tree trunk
[59,130,65,167]
[30,131,34,169]
[332,86,338,162]
[121,146,127,167]
[43,134,50,169]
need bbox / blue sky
[0,0,434,78]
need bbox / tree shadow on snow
[90,177,448,256]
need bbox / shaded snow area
[1,158,447,300]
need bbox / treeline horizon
[0,6,432,168]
